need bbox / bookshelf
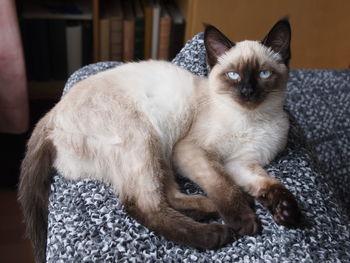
[17,0,94,99]
[18,0,349,101]
[17,0,187,99]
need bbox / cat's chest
[214,119,262,153]
[205,112,288,164]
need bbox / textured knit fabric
[47,34,350,262]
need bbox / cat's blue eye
[259,70,272,79]
[227,71,240,80]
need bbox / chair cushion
[47,33,350,262]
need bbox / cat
[19,18,300,263]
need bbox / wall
[178,0,350,69]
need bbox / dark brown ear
[204,25,235,68]
[261,18,291,66]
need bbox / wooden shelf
[21,0,92,20]
[21,11,92,21]
[22,0,187,100]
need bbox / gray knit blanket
[47,34,350,262]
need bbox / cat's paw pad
[259,185,300,227]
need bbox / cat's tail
[18,113,55,263]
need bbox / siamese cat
[19,18,300,263]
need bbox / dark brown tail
[18,115,55,263]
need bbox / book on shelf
[82,21,93,66]
[21,19,51,81]
[157,3,171,60]
[133,0,145,60]
[142,0,153,60]
[109,0,123,61]
[99,1,110,61]
[165,0,185,60]
[66,22,83,76]
[122,0,135,61]
[151,1,161,59]
[48,20,68,80]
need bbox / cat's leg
[164,174,219,221]
[224,161,300,227]
[173,140,260,235]
[110,140,233,250]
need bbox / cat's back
[64,60,198,107]
[51,61,201,158]
[87,60,196,91]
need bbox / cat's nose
[240,86,254,98]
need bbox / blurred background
[0,0,349,262]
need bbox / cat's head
[204,18,291,110]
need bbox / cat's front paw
[259,184,301,227]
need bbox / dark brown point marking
[258,184,301,227]
[218,56,283,110]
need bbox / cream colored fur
[50,61,202,209]
[181,41,289,196]
[19,19,297,262]
[46,41,289,207]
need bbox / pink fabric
[0,0,29,134]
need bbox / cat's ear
[261,18,291,66]
[204,25,235,68]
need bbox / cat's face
[204,19,291,110]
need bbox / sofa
[46,33,350,262]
